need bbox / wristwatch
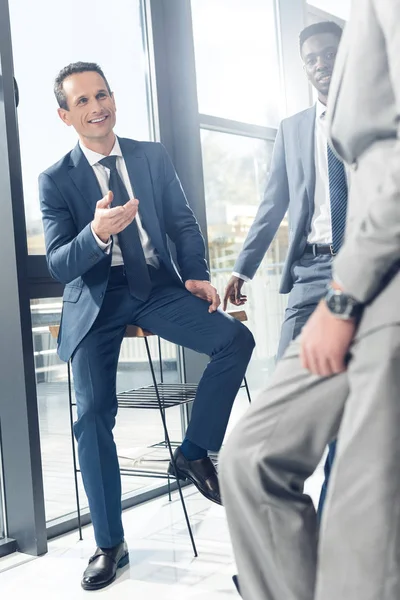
[324,285,363,321]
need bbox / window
[201,130,288,391]
[9,0,153,254]
[192,0,289,391]
[31,298,181,524]
[6,0,182,526]
[191,0,282,127]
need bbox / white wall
[308,0,351,20]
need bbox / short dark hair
[299,21,342,52]
[54,62,112,110]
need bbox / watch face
[327,290,348,314]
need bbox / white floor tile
[0,470,323,599]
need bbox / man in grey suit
[220,1,400,599]
[224,20,345,517]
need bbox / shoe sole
[81,552,130,591]
[168,463,222,506]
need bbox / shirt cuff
[232,272,251,283]
[91,224,111,253]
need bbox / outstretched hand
[92,191,139,243]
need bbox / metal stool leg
[157,337,172,502]
[144,338,198,557]
[167,473,172,502]
[67,360,83,541]
[157,336,164,384]
[243,375,252,404]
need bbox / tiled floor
[0,468,324,599]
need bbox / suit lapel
[69,144,102,213]
[298,106,316,219]
[119,138,166,255]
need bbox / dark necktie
[327,143,348,253]
[99,156,152,301]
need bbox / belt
[110,265,126,275]
[304,243,336,256]
[110,263,156,274]
[108,263,161,286]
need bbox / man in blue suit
[224,21,345,530]
[40,62,254,591]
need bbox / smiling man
[39,62,254,591]
[224,22,344,527]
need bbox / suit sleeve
[233,124,289,280]
[40,173,109,284]
[333,0,400,303]
[160,145,210,282]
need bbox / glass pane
[9,0,153,255]
[31,298,181,524]
[307,0,350,20]
[201,129,288,392]
[191,0,282,127]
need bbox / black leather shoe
[232,574,241,596]
[81,540,129,591]
[168,446,222,505]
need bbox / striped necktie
[99,156,152,301]
[327,143,348,253]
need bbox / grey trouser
[220,324,400,600]
[277,253,332,360]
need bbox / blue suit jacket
[234,106,317,294]
[40,138,209,361]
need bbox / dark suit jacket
[233,106,317,293]
[40,138,209,361]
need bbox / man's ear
[58,107,72,126]
[111,92,116,112]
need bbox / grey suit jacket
[233,106,317,294]
[327,0,400,331]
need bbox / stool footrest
[117,382,198,409]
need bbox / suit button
[100,292,104,299]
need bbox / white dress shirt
[307,100,333,245]
[80,138,159,268]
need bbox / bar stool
[49,309,252,558]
